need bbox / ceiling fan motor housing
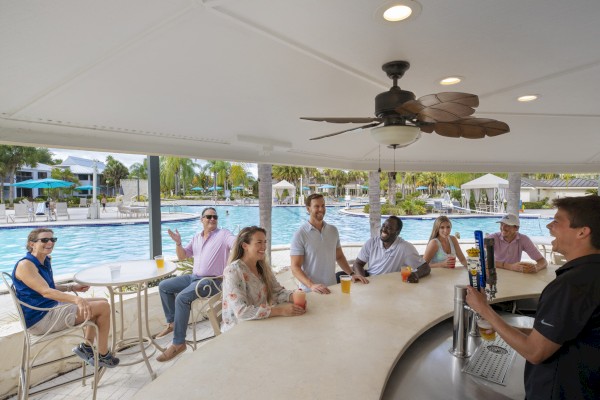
[375,87,415,118]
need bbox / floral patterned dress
[221,259,293,332]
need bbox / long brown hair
[26,228,54,252]
[228,226,276,303]
[428,216,452,241]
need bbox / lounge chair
[0,204,8,223]
[79,197,89,207]
[10,204,32,223]
[55,202,70,220]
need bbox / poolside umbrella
[207,186,223,191]
[302,186,310,191]
[191,187,204,191]
[445,185,459,191]
[74,185,102,191]
[231,186,244,191]
[416,186,428,190]
[361,185,369,189]
[13,178,74,189]
[318,184,336,189]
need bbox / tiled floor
[7,319,215,400]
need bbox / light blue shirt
[430,237,457,264]
[357,237,425,275]
[290,221,341,291]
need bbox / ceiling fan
[301,61,509,148]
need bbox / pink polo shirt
[489,232,543,264]
[183,228,235,277]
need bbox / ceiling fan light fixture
[440,76,462,85]
[376,1,422,23]
[371,125,421,148]
[518,94,538,102]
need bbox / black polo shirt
[524,254,600,399]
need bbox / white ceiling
[1,0,600,173]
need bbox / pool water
[0,206,551,277]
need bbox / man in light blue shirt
[354,216,431,283]
[290,194,369,294]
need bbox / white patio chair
[55,202,70,220]
[187,277,223,349]
[10,204,31,223]
[0,203,8,223]
[79,198,89,207]
[1,272,100,400]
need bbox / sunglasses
[33,238,58,243]
[203,215,218,220]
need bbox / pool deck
[0,200,556,230]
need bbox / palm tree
[258,164,273,261]
[0,145,53,204]
[103,156,129,197]
[273,166,304,200]
[206,160,231,198]
[229,163,250,187]
[49,167,79,199]
[323,168,348,197]
[129,160,148,180]
[160,157,198,196]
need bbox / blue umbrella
[302,186,310,191]
[74,185,102,191]
[445,185,459,191]
[231,186,244,191]
[191,187,204,191]
[12,178,74,189]
[318,184,336,189]
[361,185,369,189]
[416,186,428,190]
[207,186,223,191]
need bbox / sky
[49,148,258,177]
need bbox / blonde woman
[221,226,305,332]
[424,216,467,268]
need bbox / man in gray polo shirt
[290,193,369,294]
[354,216,431,283]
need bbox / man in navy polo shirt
[467,195,600,399]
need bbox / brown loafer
[154,324,174,338]
[156,344,186,362]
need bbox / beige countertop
[133,266,557,400]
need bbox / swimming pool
[0,206,552,277]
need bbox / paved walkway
[6,319,216,400]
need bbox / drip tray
[463,335,516,385]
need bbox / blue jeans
[158,274,222,345]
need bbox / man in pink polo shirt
[489,213,548,273]
[155,207,235,362]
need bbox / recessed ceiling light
[376,1,422,23]
[384,5,412,21]
[518,95,538,102]
[440,76,462,85]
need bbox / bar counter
[133,266,557,400]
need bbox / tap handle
[484,237,497,286]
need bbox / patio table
[74,259,176,379]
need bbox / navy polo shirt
[524,254,600,400]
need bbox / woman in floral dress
[221,226,305,332]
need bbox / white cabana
[272,180,296,204]
[460,174,508,213]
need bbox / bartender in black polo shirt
[467,195,600,400]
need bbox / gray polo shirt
[290,221,341,291]
[357,236,425,275]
